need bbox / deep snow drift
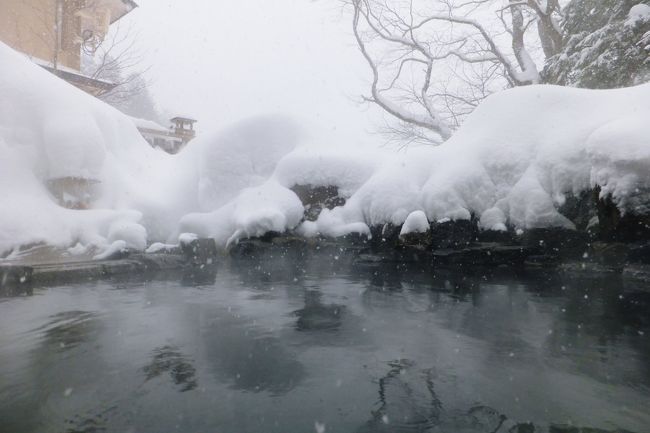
[0,41,649,258]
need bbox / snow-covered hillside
[1,41,649,257]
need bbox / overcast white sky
[120,0,381,145]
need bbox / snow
[107,220,148,251]
[297,209,371,239]
[145,242,177,253]
[1,40,649,256]
[586,114,650,210]
[0,42,168,256]
[193,116,302,211]
[180,180,304,247]
[273,146,381,198]
[299,84,650,236]
[67,243,90,256]
[178,233,199,246]
[627,4,650,26]
[130,116,168,132]
[93,240,127,260]
[479,207,508,232]
[400,211,430,236]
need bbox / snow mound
[273,146,382,197]
[289,84,650,238]
[400,211,430,236]
[627,4,650,25]
[193,116,301,211]
[0,42,165,256]
[179,180,304,247]
[1,40,650,254]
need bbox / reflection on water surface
[0,252,648,433]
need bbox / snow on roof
[129,116,168,132]
[105,0,139,24]
[170,116,197,123]
[30,56,116,91]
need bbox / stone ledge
[1,253,189,290]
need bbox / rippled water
[1,251,649,433]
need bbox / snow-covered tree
[543,0,650,88]
[349,0,564,143]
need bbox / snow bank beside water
[1,40,649,256]
[172,82,650,244]
[296,84,650,237]
[0,42,171,255]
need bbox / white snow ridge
[0,41,649,257]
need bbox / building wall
[0,0,82,71]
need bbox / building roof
[106,0,139,24]
[170,117,197,123]
[129,116,168,133]
[39,64,116,93]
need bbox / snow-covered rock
[274,145,381,198]
[400,211,430,236]
[291,84,650,238]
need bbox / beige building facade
[0,0,137,208]
[0,0,137,94]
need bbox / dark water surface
[1,252,649,433]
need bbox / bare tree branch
[347,0,565,145]
[352,0,453,142]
